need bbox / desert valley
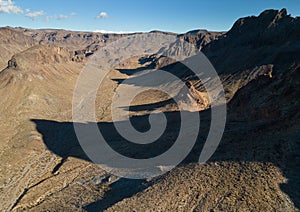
[0,8,299,211]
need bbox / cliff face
[213,8,300,120]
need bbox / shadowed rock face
[8,57,18,69]
[177,29,224,50]
[201,9,300,74]
[0,8,299,212]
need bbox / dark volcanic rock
[202,8,300,74]
[8,57,17,69]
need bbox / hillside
[102,9,300,211]
[0,27,36,70]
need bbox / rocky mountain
[177,29,224,50]
[0,8,299,211]
[202,8,300,73]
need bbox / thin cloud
[96,11,108,19]
[46,12,76,21]
[0,0,23,14]
[56,14,68,20]
[25,10,45,20]
[45,15,50,22]
[94,29,135,34]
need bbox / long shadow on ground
[32,105,300,210]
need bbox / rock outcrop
[177,29,224,50]
[8,57,17,69]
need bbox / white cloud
[96,11,108,19]
[25,10,45,20]
[0,0,23,14]
[94,29,135,34]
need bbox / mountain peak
[228,8,292,36]
[258,8,287,19]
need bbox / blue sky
[0,0,300,33]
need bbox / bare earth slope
[0,27,36,70]
[0,44,86,210]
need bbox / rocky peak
[227,8,299,36]
[259,8,287,21]
[177,29,223,50]
[202,8,300,73]
[227,8,294,37]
